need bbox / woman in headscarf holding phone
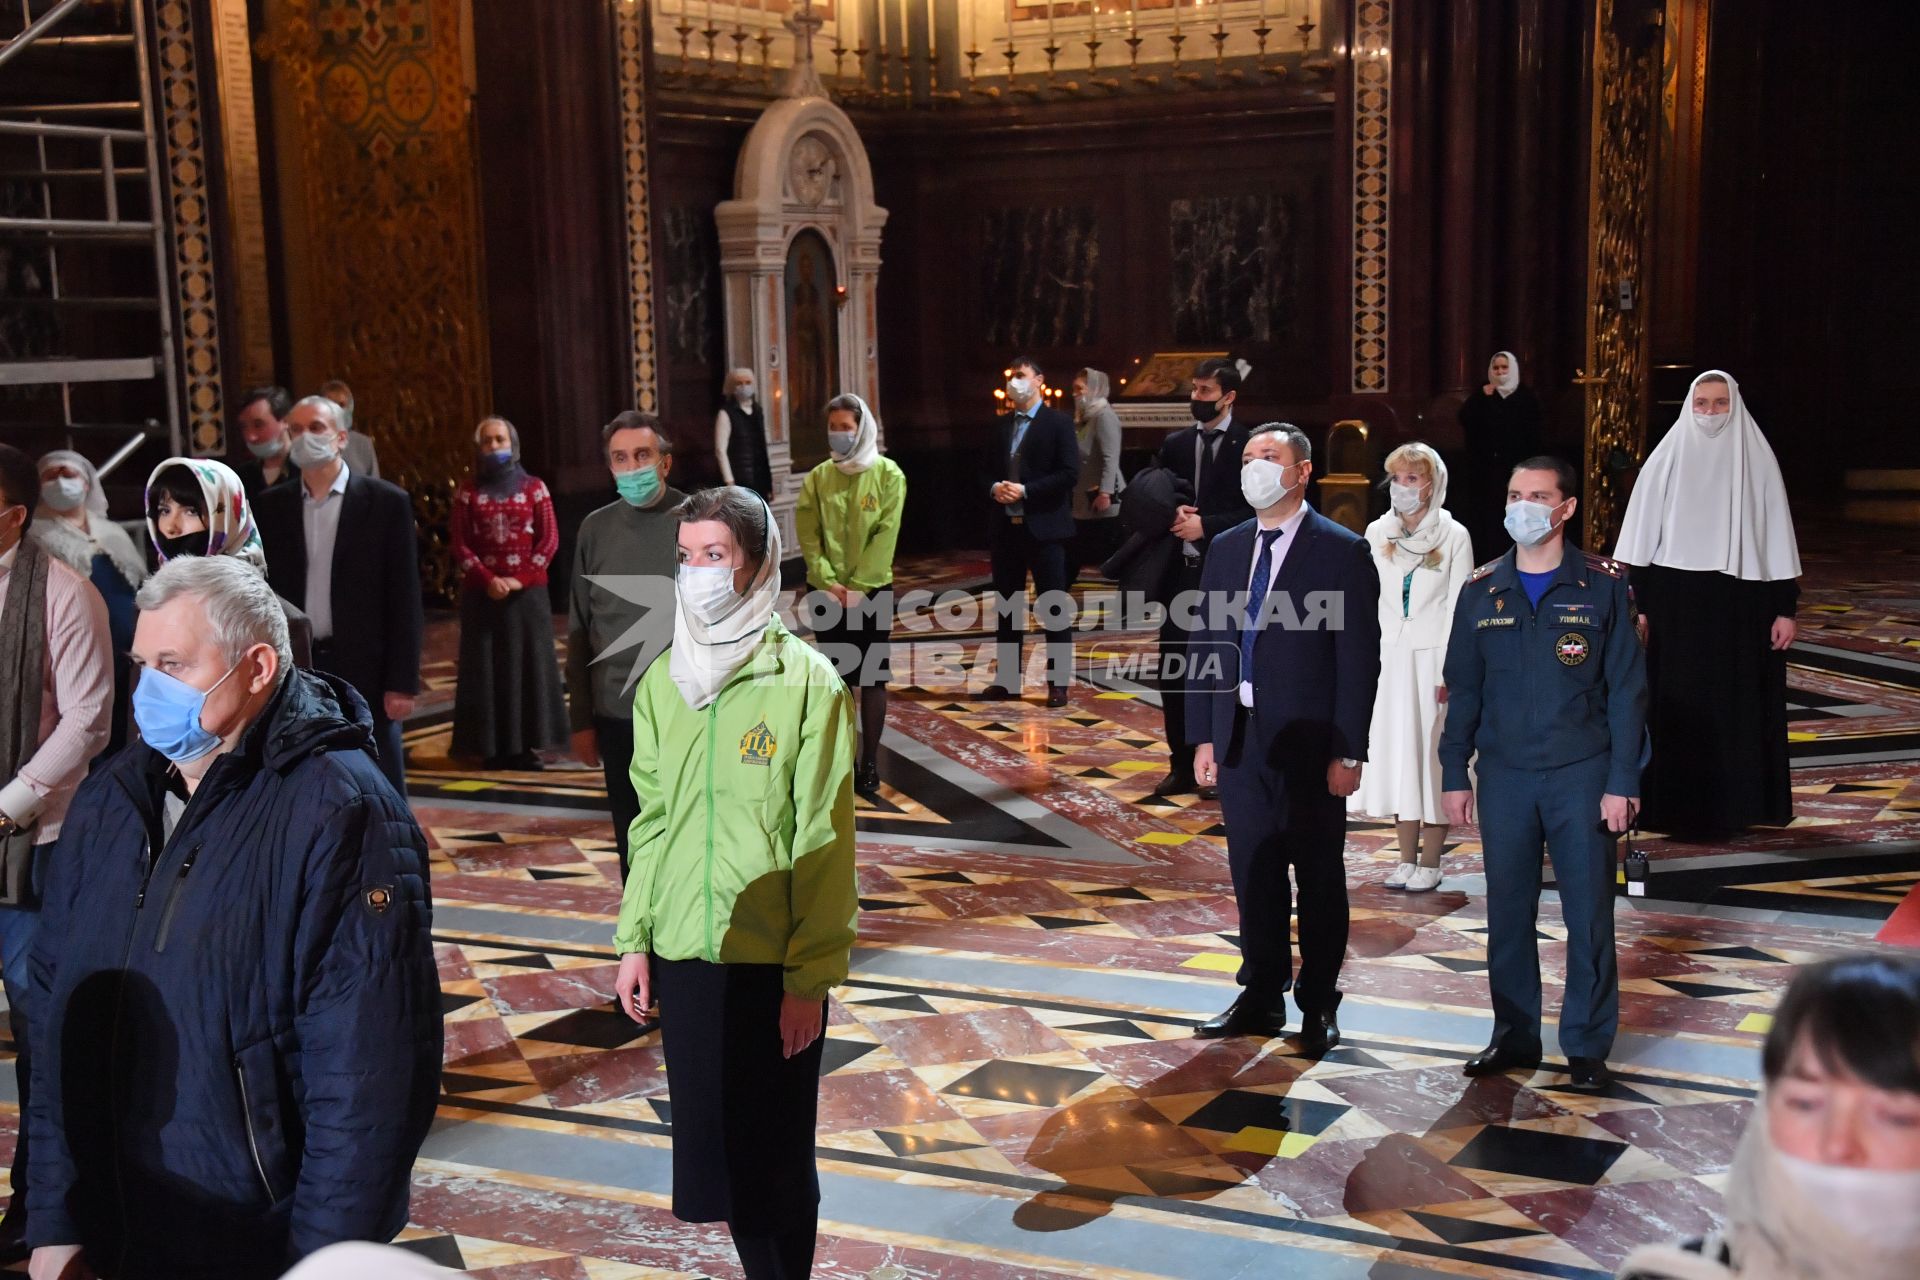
[1613,370,1801,836]
[610,486,856,1280]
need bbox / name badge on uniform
[1476,616,1517,630]
[1554,614,1596,627]
[1555,633,1591,665]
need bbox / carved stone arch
[715,95,887,552]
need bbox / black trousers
[312,643,408,796]
[1216,726,1349,1015]
[989,521,1073,689]
[595,715,639,879]
[1157,557,1206,780]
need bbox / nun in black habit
[1613,370,1803,836]
[1457,351,1544,555]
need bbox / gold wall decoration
[615,0,660,414]
[1350,0,1390,393]
[1581,0,1659,541]
[153,0,226,455]
[210,0,276,388]
[256,0,492,594]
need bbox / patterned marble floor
[7,531,1919,1279]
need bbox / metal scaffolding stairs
[0,0,179,466]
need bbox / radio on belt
[1622,831,1650,898]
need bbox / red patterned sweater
[451,475,559,592]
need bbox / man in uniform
[1440,455,1646,1090]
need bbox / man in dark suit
[1186,423,1381,1054]
[254,395,423,794]
[986,356,1080,708]
[231,384,300,500]
[1151,357,1254,797]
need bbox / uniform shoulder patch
[1583,551,1626,579]
[1467,559,1503,584]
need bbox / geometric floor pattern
[6,530,1918,1277]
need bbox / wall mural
[1169,193,1295,345]
[784,228,839,471]
[660,205,720,365]
[980,205,1099,350]
[257,0,492,593]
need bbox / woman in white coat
[1348,443,1474,891]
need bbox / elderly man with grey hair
[254,394,423,794]
[25,554,441,1279]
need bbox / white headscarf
[668,491,785,710]
[144,456,269,573]
[829,393,882,476]
[1490,351,1520,398]
[1374,443,1456,569]
[1076,368,1112,423]
[29,449,148,586]
[1612,370,1801,583]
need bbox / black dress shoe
[1462,1044,1543,1077]
[1567,1056,1613,1090]
[1147,773,1199,799]
[1046,684,1071,708]
[1193,993,1287,1040]
[855,759,881,796]
[1297,1010,1340,1056]
[978,684,1021,701]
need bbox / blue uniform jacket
[25,669,441,1278]
[1438,542,1648,797]
[1184,508,1382,770]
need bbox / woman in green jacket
[611,486,857,1280]
[795,392,906,796]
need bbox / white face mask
[289,431,339,469]
[1241,458,1299,510]
[1774,1151,1920,1253]
[735,384,756,403]
[1389,480,1427,515]
[1694,410,1732,436]
[1504,499,1559,547]
[677,564,738,623]
[40,475,87,513]
[1006,376,1035,404]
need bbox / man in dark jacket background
[26,555,440,1279]
[1150,357,1254,797]
[985,356,1080,707]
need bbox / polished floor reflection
[6,532,1918,1278]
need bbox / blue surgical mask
[614,464,661,508]
[246,435,287,460]
[677,564,738,622]
[40,476,86,513]
[484,449,513,467]
[133,661,242,763]
[827,430,857,457]
[1503,499,1560,547]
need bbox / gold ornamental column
[1579,1,1662,543]
[613,0,659,415]
[254,0,493,591]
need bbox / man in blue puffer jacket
[24,555,441,1279]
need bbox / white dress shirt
[1238,503,1309,708]
[302,460,350,641]
[1182,411,1234,560]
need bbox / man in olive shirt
[567,412,684,877]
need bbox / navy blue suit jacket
[987,404,1080,544]
[1184,507,1382,771]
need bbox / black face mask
[162,530,210,560]
[1191,397,1228,425]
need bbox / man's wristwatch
[0,811,16,836]
[1337,758,1360,769]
